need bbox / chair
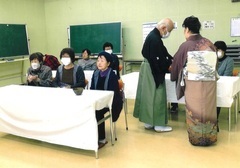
[118,65,128,129]
[85,79,89,89]
[113,79,128,141]
[52,70,57,79]
[119,65,123,72]
[118,79,128,130]
[99,67,128,142]
[96,79,128,144]
[232,69,239,76]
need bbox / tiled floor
[0,100,240,168]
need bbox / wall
[0,0,240,86]
[0,0,46,86]
[44,0,240,59]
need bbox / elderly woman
[171,16,217,146]
[52,48,85,88]
[26,52,52,87]
[90,51,123,149]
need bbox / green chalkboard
[70,22,122,55]
[0,24,29,58]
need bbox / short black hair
[82,48,91,55]
[60,48,75,63]
[182,16,201,34]
[29,52,43,62]
[103,42,113,50]
[214,41,227,52]
[98,51,112,63]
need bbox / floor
[0,100,240,168]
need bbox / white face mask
[31,63,40,70]
[61,58,71,66]
[162,29,170,39]
[217,51,223,59]
[105,49,112,54]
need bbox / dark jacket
[142,28,172,88]
[27,65,52,87]
[90,68,123,122]
[52,64,85,88]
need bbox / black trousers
[217,107,221,119]
[171,103,178,108]
[96,108,109,141]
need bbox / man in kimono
[133,18,174,132]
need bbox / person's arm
[223,58,234,76]
[165,51,173,73]
[26,68,31,84]
[170,53,180,81]
[107,72,119,92]
[71,66,85,88]
[90,75,95,90]
[90,69,98,90]
[170,43,188,82]
[91,61,97,70]
[77,59,84,69]
[147,39,169,77]
[38,67,53,87]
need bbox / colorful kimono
[171,34,217,146]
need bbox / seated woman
[52,48,85,88]
[214,41,234,131]
[90,51,123,149]
[78,48,97,70]
[27,52,52,87]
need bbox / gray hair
[157,18,173,30]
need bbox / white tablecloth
[121,72,139,99]
[0,85,113,154]
[121,72,240,108]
